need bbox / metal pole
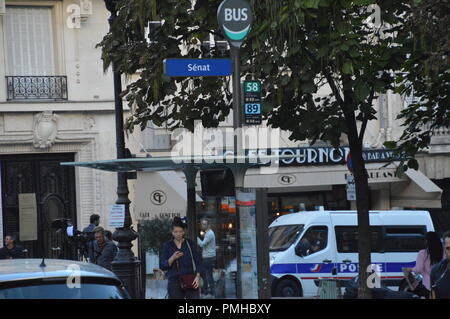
[256,188,271,298]
[231,46,243,155]
[230,45,243,299]
[184,167,198,242]
[104,0,140,299]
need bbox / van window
[383,226,426,252]
[335,226,383,253]
[297,226,328,256]
[269,225,304,252]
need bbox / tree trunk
[348,141,372,299]
[341,87,373,299]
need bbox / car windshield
[0,283,127,299]
[269,225,304,252]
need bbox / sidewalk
[145,276,238,299]
[146,278,167,299]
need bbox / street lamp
[103,0,140,299]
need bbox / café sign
[224,147,403,166]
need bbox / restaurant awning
[391,169,443,208]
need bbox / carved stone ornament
[83,116,95,130]
[33,111,58,149]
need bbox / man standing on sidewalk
[93,226,118,271]
[83,214,100,262]
[197,219,216,298]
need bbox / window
[335,226,426,253]
[296,226,328,256]
[4,6,67,100]
[0,283,127,299]
[335,226,383,253]
[5,6,56,75]
[269,225,304,252]
[383,226,426,252]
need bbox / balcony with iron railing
[6,76,68,101]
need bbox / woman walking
[160,217,203,299]
[404,231,444,297]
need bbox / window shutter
[5,6,55,75]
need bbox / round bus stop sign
[217,0,252,48]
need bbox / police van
[269,210,434,297]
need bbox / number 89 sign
[244,103,261,114]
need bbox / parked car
[0,259,130,299]
[269,210,434,297]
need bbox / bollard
[318,279,342,299]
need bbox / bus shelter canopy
[60,154,300,172]
[60,154,301,188]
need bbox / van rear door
[378,212,429,286]
[332,212,385,283]
[381,225,427,285]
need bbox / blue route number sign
[243,80,262,125]
[244,103,261,114]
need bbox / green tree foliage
[385,0,450,168]
[99,0,414,298]
[98,0,234,132]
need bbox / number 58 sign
[244,81,261,93]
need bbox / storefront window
[268,185,350,221]
[196,196,237,298]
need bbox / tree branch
[358,88,376,143]
[324,70,344,106]
[179,28,224,41]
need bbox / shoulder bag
[176,240,198,291]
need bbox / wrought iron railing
[6,75,68,100]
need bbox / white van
[269,210,434,297]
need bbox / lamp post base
[111,225,141,298]
[112,259,141,299]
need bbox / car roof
[269,210,432,227]
[0,259,121,285]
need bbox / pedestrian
[0,235,25,259]
[160,217,203,299]
[83,214,100,262]
[105,230,112,241]
[197,218,216,298]
[430,231,450,299]
[92,226,117,271]
[83,214,100,233]
[404,231,443,296]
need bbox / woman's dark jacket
[160,238,204,283]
